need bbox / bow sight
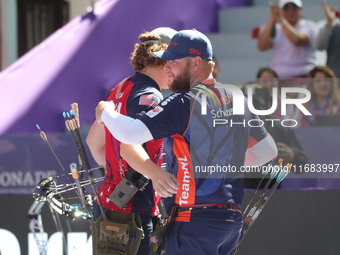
[32,176,96,222]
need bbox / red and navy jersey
[97,72,163,215]
[138,82,268,221]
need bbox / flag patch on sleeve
[139,95,159,108]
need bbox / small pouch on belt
[92,210,143,255]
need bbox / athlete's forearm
[101,107,154,145]
[86,121,106,167]
[120,144,179,197]
[120,143,158,177]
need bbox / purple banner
[0,0,247,135]
[216,0,251,8]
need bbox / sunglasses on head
[283,4,299,11]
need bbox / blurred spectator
[297,66,340,127]
[314,0,340,78]
[241,81,272,116]
[257,0,316,82]
[257,67,280,95]
[256,67,300,120]
[256,68,281,119]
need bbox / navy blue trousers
[165,210,242,255]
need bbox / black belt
[177,204,241,212]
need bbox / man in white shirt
[258,0,316,79]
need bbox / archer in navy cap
[153,29,213,61]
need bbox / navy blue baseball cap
[153,29,213,61]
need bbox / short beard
[169,61,191,92]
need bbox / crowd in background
[219,0,340,128]
[212,0,340,188]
